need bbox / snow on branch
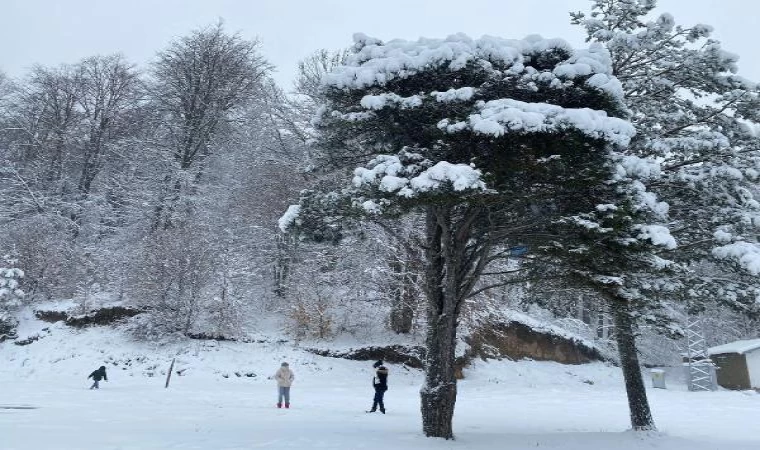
[712,241,760,275]
[432,87,477,103]
[352,153,488,202]
[439,99,635,146]
[360,93,423,110]
[635,225,677,250]
[553,43,624,99]
[358,88,477,111]
[409,162,487,194]
[611,155,669,219]
[612,155,662,180]
[325,33,624,101]
[278,205,301,233]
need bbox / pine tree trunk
[612,301,656,431]
[420,305,458,439]
[419,206,458,439]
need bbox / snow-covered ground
[2,313,759,449]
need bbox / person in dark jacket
[87,366,108,389]
[367,360,388,413]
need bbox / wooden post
[165,358,175,388]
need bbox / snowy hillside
[2,312,759,450]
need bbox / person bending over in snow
[274,362,294,408]
[87,365,108,390]
[367,360,388,414]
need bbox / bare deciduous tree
[149,22,272,229]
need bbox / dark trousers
[371,388,386,412]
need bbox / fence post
[165,358,176,388]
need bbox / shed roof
[708,338,760,356]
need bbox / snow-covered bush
[204,280,245,340]
[5,217,79,300]
[279,240,376,341]
[128,227,218,338]
[287,294,334,341]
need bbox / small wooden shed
[708,339,760,390]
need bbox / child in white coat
[274,362,295,408]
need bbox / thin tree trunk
[152,175,184,231]
[273,232,293,298]
[612,301,656,431]
[389,256,414,334]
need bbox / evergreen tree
[535,152,679,430]
[542,0,760,429]
[282,33,634,438]
[571,0,760,314]
[0,255,25,340]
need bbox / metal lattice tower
[684,316,715,391]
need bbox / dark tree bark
[612,301,656,431]
[419,205,488,439]
[420,206,457,439]
[421,304,458,439]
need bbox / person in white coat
[274,362,295,408]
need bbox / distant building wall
[712,353,751,390]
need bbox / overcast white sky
[1,0,758,89]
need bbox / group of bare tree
[0,24,299,337]
[0,23,426,341]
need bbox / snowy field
[2,320,760,449]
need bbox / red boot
[285,403,290,409]
[277,403,282,408]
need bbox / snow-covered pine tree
[281,33,634,438]
[535,152,679,431]
[542,0,760,430]
[0,255,25,340]
[571,0,760,316]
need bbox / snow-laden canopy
[712,242,760,276]
[283,32,642,227]
[324,33,624,103]
[316,33,633,152]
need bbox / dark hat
[373,360,383,368]
[99,366,106,370]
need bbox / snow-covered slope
[2,308,759,449]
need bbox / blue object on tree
[509,246,528,256]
